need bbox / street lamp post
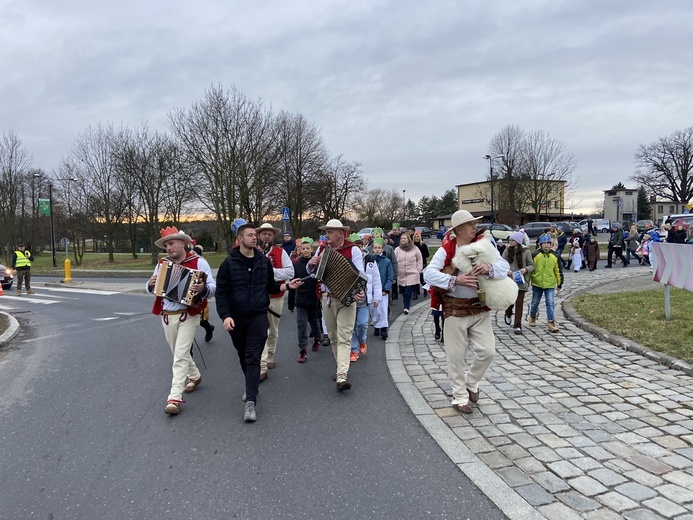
[483,154,505,223]
[48,183,56,267]
[402,189,406,223]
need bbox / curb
[386,300,543,520]
[0,311,21,347]
[562,291,693,377]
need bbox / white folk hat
[255,222,282,236]
[450,210,482,229]
[318,218,350,231]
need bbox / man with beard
[216,220,302,422]
[146,227,216,415]
[256,223,295,381]
[308,219,365,391]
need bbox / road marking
[0,296,61,305]
[39,287,120,296]
[113,312,138,316]
[93,317,118,321]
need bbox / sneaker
[374,328,380,336]
[298,349,307,363]
[504,310,512,326]
[605,265,612,268]
[242,392,247,402]
[403,309,409,315]
[350,351,359,362]
[311,338,320,351]
[336,374,351,391]
[547,320,559,333]
[514,327,523,335]
[164,401,181,414]
[243,401,257,422]
[321,334,331,346]
[434,330,441,340]
[184,376,201,393]
[359,342,367,356]
[528,315,537,327]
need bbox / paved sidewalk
[387,266,693,520]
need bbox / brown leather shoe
[467,388,479,403]
[454,403,473,414]
[259,372,268,382]
[184,376,201,393]
[267,361,276,369]
[164,401,181,414]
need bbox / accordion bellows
[154,261,206,306]
[316,248,368,306]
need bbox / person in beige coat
[394,233,423,314]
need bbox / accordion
[316,247,368,306]
[154,261,206,307]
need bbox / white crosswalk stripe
[39,287,120,296]
[0,295,62,305]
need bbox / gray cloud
[2,0,691,213]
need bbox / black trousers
[229,313,268,404]
[607,245,627,266]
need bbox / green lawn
[26,252,231,274]
[572,288,693,363]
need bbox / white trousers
[162,313,201,402]
[443,311,495,406]
[261,296,284,372]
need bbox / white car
[356,227,374,239]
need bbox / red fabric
[267,245,287,298]
[429,231,486,310]
[151,252,207,316]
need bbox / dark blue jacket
[374,253,394,293]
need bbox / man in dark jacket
[288,237,321,363]
[605,223,627,267]
[556,230,568,268]
[216,221,301,422]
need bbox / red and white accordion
[154,261,206,306]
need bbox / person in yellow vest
[12,243,35,295]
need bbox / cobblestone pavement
[387,265,693,520]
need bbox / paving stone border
[387,266,693,520]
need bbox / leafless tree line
[476,125,579,224]
[1,84,366,265]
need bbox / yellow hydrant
[64,258,72,283]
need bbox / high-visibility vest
[14,250,31,268]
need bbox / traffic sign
[281,207,290,222]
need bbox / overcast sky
[2,0,692,214]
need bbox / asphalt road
[0,280,506,520]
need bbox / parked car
[555,221,581,235]
[477,223,514,241]
[414,226,432,238]
[356,227,374,239]
[636,219,654,232]
[522,222,553,238]
[1,263,14,290]
[436,225,451,240]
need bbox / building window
[554,201,559,209]
[658,205,663,213]
[670,205,675,213]
[625,191,633,196]
[607,191,616,196]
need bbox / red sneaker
[359,342,367,356]
[298,349,307,363]
[350,351,359,362]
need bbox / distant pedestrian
[673,225,687,244]
[370,227,399,304]
[394,233,423,315]
[570,238,583,272]
[282,231,297,258]
[372,238,394,340]
[502,231,534,335]
[288,237,321,363]
[585,236,601,271]
[350,235,382,362]
[412,231,429,299]
[12,243,34,296]
[528,234,561,333]
[193,244,215,342]
[605,223,627,268]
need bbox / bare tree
[71,123,127,263]
[518,130,577,220]
[0,131,32,260]
[313,155,365,221]
[52,160,88,265]
[274,111,328,236]
[631,127,693,204]
[489,124,525,222]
